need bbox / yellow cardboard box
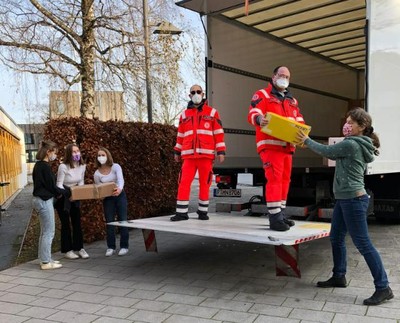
[70,182,116,200]
[261,112,311,145]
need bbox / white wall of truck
[177,0,400,218]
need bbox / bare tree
[0,0,204,122]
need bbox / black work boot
[170,213,189,221]
[269,212,289,231]
[282,211,295,227]
[317,276,347,288]
[197,210,209,220]
[363,287,394,306]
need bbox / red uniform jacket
[247,83,304,154]
[174,100,226,159]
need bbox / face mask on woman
[48,153,57,161]
[72,153,81,162]
[97,156,107,165]
[342,123,353,137]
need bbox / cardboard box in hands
[70,182,116,200]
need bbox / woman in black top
[32,140,64,270]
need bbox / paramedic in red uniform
[171,84,226,221]
[248,66,305,231]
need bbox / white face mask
[275,78,289,89]
[191,93,202,105]
[48,153,57,162]
[97,156,107,165]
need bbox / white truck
[176,0,400,220]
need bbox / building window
[24,133,35,144]
[26,150,38,163]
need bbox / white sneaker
[51,260,61,264]
[65,251,79,259]
[105,249,115,257]
[78,248,89,259]
[118,248,129,256]
[41,262,63,270]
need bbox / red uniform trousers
[259,149,292,214]
[176,158,213,215]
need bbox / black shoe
[284,218,295,227]
[363,287,394,306]
[270,220,290,231]
[170,214,189,221]
[197,211,209,220]
[317,276,347,288]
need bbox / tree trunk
[80,0,95,118]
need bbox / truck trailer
[176,0,400,220]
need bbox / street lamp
[142,0,182,123]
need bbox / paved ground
[1,182,400,322]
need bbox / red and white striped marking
[294,232,330,244]
[275,245,300,278]
[142,229,158,252]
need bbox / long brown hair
[347,108,380,155]
[36,140,57,161]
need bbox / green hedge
[44,117,180,243]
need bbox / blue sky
[0,4,203,124]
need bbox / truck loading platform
[109,213,331,278]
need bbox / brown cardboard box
[70,183,116,200]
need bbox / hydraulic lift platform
[109,213,331,278]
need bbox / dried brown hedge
[44,117,180,243]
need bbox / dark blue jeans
[330,194,388,290]
[103,190,129,249]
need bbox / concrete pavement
[0,183,399,322]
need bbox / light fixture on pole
[142,0,182,123]
[143,0,152,123]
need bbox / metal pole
[143,0,152,123]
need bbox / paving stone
[0,292,37,304]
[159,283,205,296]
[127,309,171,323]
[248,303,292,317]
[289,308,334,322]
[323,301,367,315]
[0,300,30,314]
[46,309,100,323]
[156,292,205,305]
[101,296,141,308]
[94,305,137,319]
[56,300,106,314]
[282,297,325,310]
[132,299,173,312]
[28,296,68,308]
[253,315,299,323]
[18,306,58,319]
[65,291,110,303]
[6,285,47,296]
[162,314,222,323]
[165,303,219,319]
[234,291,286,306]
[213,309,258,323]
[200,297,253,312]
[0,313,28,323]
[332,313,397,323]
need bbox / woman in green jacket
[297,108,393,306]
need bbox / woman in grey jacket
[297,108,393,306]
